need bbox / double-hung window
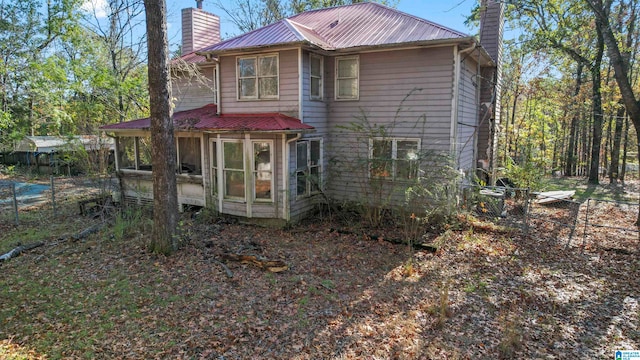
[310,54,323,100]
[223,141,245,199]
[335,56,359,100]
[253,141,273,201]
[296,139,322,197]
[370,138,420,180]
[237,54,279,99]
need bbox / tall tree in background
[585,0,640,221]
[213,0,397,34]
[83,0,148,123]
[513,0,607,184]
[0,0,81,144]
[143,0,178,254]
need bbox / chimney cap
[196,0,203,9]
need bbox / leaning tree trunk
[144,0,178,255]
[588,22,605,185]
[585,0,640,223]
[609,105,625,183]
[565,62,583,176]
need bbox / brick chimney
[181,1,221,54]
[476,0,504,184]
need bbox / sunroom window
[117,136,152,171]
[253,141,272,201]
[223,141,245,199]
[177,137,202,175]
[237,54,279,99]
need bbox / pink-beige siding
[456,56,480,172]
[217,49,300,117]
[172,66,216,112]
[324,46,457,202]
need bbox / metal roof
[100,104,314,133]
[14,136,114,153]
[199,2,470,54]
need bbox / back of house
[100,1,503,224]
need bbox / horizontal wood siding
[172,66,216,112]
[457,57,479,172]
[302,51,329,136]
[325,47,455,202]
[219,49,300,117]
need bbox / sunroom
[100,104,315,222]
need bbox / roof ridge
[282,18,305,41]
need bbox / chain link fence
[460,185,639,254]
[0,176,119,225]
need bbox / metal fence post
[12,182,19,225]
[582,198,590,253]
[51,176,56,216]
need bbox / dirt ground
[0,175,638,359]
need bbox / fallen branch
[0,242,45,263]
[211,258,234,278]
[329,228,438,253]
[221,253,289,273]
[73,222,106,241]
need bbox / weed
[402,258,417,277]
[498,309,523,358]
[428,279,452,328]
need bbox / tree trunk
[565,62,583,176]
[609,105,624,183]
[620,116,629,182]
[585,0,640,223]
[144,0,178,255]
[588,22,605,184]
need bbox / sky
[81,0,481,52]
[164,0,479,50]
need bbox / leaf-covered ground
[0,176,638,359]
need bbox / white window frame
[236,53,279,100]
[222,140,246,200]
[296,139,322,198]
[210,139,218,195]
[252,140,274,202]
[309,54,323,100]
[369,138,420,181]
[335,55,359,100]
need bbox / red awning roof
[100,104,314,133]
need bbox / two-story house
[101,1,504,224]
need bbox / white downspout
[283,133,302,221]
[215,62,221,114]
[298,48,304,121]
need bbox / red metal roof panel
[201,2,469,54]
[100,104,314,132]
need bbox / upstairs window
[370,138,420,180]
[237,54,279,100]
[310,54,323,100]
[335,56,359,100]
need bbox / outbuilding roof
[100,104,315,133]
[199,2,471,54]
[13,135,114,153]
